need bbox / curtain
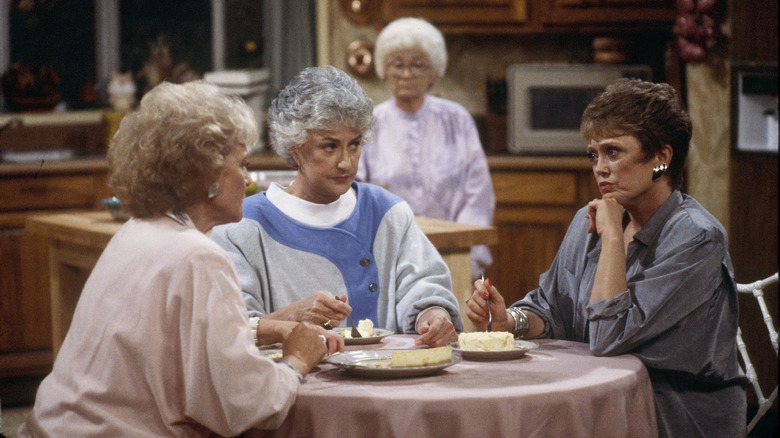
[262,0,316,97]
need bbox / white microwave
[507,64,652,155]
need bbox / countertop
[26,210,497,251]
[1,149,592,177]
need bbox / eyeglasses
[385,59,431,77]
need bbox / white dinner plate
[332,327,394,345]
[326,349,461,378]
[449,339,539,361]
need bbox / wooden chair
[735,272,778,433]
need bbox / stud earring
[208,184,220,199]
[652,163,667,181]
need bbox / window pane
[225,0,264,69]
[8,0,95,109]
[120,0,211,92]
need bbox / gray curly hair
[268,66,375,168]
[374,17,447,80]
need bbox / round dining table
[252,335,658,438]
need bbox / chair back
[735,272,778,433]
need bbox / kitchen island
[26,211,496,357]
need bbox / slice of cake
[342,319,376,338]
[390,346,453,368]
[458,332,514,352]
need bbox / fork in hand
[347,315,362,338]
[483,273,492,332]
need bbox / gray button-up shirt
[517,191,747,438]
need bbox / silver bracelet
[277,360,304,383]
[507,307,529,339]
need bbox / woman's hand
[587,198,624,238]
[306,322,345,354]
[415,308,458,347]
[268,291,352,327]
[464,277,513,333]
[280,323,328,377]
[255,319,343,354]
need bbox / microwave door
[507,64,651,155]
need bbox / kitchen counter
[487,153,591,170]
[0,156,108,176]
[0,149,290,176]
[27,211,497,357]
[1,150,592,177]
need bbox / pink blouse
[19,215,300,437]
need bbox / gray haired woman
[212,66,463,347]
[357,17,495,279]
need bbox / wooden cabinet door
[0,218,53,378]
[540,0,675,27]
[0,171,112,381]
[380,0,528,27]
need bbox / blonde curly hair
[108,80,257,217]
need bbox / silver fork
[483,273,492,332]
[347,315,362,338]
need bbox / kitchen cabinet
[539,0,676,30]
[0,159,112,403]
[484,155,600,305]
[378,0,674,33]
[730,0,777,63]
[379,0,529,33]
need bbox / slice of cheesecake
[342,319,376,338]
[457,332,514,351]
[390,346,453,368]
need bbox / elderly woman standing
[19,81,338,437]
[211,66,462,347]
[466,79,746,437]
[356,17,495,279]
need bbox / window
[1,0,266,112]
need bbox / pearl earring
[208,184,220,198]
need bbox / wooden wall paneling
[729,153,778,410]
[730,0,778,63]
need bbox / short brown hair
[580,78,692,189]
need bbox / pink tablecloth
[254,336,658,438]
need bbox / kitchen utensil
[347,315,362,338]
[483,273,492,332]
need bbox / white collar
[266,182,357,227]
